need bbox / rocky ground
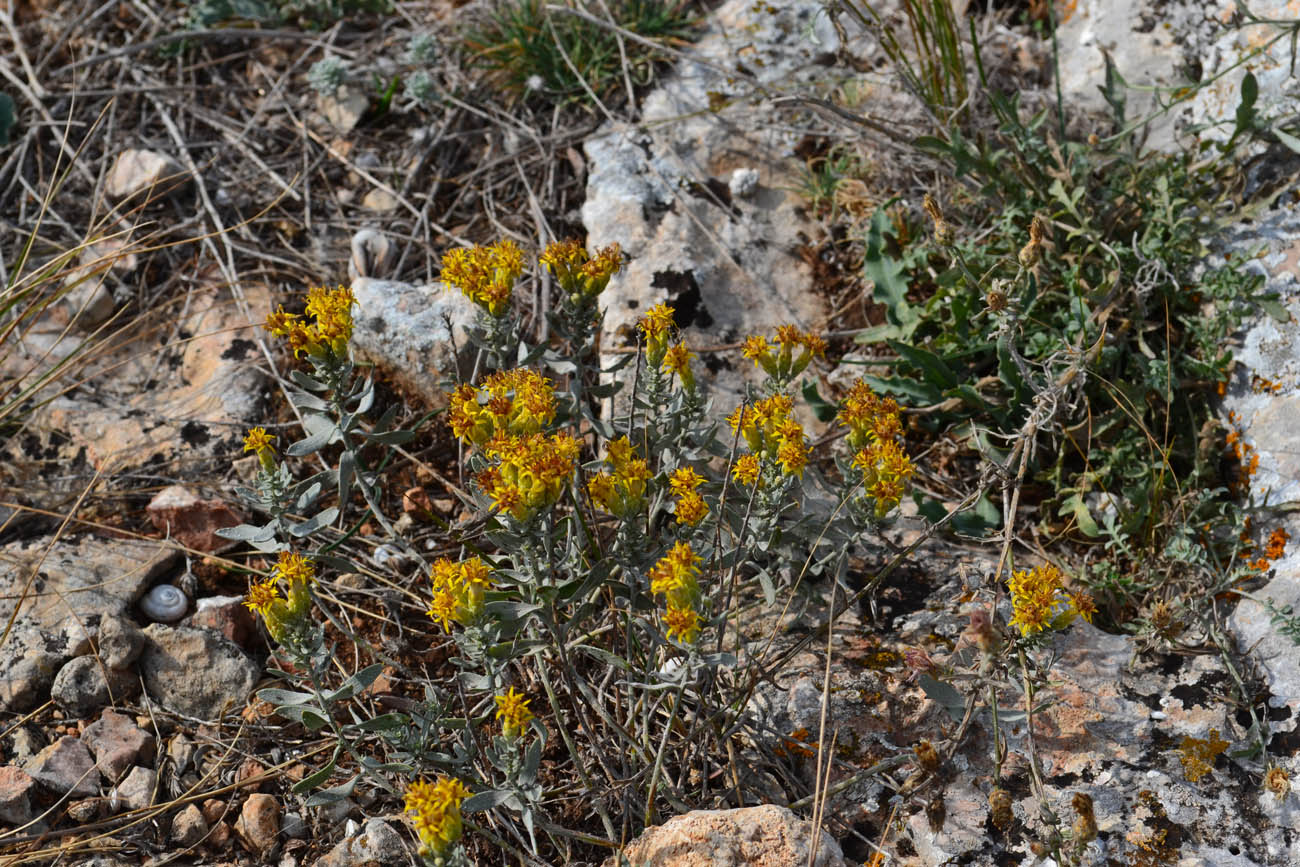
[1,0,1299,864]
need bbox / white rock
[728,167,759,199]
[319,87,368,133]
[349,277,478,408]
[111,765,156,812]
[105,149,187,200]
[361,188,398,212]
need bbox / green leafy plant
[465,0,696,107]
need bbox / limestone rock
[140,624,259,721]
[171,803,209,846]
[235,793,280,855]
[111,765,156,812]
[583,0,843,413]
[349,277,478,408]
[82,709,156,783]
[319,87,368,132]
[50,655,139,718]
[313,817,408,867]
[25,736,100,798]
[603,804,847,867]
[146,485,243,553]
[0,766,37,825]
[105,149,187,200]
[187,595,258,650]
[0,535,173,711]
[97,617,145,669]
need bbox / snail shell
[140,584,188,623]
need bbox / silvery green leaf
[295,482,322,511]
[289,507,338,536]
[290,369,327,391]
[288,416,339,456]
[338,450,354,508]
[325,662,385,702]
[462,789,514,812]
[215,521,277,542]
[303,775,357,807]
[918,675,966,722]
[354,377,375,415]
[289,389,330,413]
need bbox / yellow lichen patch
[1175,729,1229,782]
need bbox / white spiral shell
[140,584,188,623]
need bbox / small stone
[314,818,407,867]
[0,766,37,824]
[235,793,280,855]
[207,820,233,850]
[140,624,259,721]
[61,281,117,332]
[729,167,760,199]
[601,804,847,867]
[361,188,398,212]
[67,797,104,823]
[25,736,100,798]
[201,798,227,825]
[236,758,264,788]
[401,486,431,517]
[105,149,188,200]
[50,655,139,718]
[146,486,244,553]
[187,596,258,650]
[281,811,308,840]
[97,618,145,669]
[82,709,156,783]
[111,765,156,812]
[319,87,368,132]
[314,797,358,826]
[4,727,43,764]
[171,803,209,847]
[347,229,392,282]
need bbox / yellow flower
[448,369,557,446]
[669,467,704,494]
[541,239,622,304]
[494,687,534,738]
[405,776,471,858]
[852,439,914,518]
[477,432,581,523]
[741,325,824,381]
[639,303,676,367]
[649,542,701,604]
[663,600,700,644]
[263,286,356,359]
[731,454,761,487]
[243,578,280,618]
[243,551,317,643]
[589,437,650,519]
[441,240,524,317]
[1007,563,1085,637]
[662,341,696,392]
[675,490,708,526]
[426,556,494,633]
[838,379,904,450]
[728,396,806,478]
[243,427,277,472]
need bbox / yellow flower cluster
[405,776,472,859]
[649,542,703,644]
[727,395,808,478]
[1006,563,1094,637]
[476,432,581,523]
[427,556,493,633]
[440,239,525,317]
[264,285,357,360]
[449,368,557,446]
[494,686,534,738]
[669,466,708,527]
[588,436,650,519]
[741,324,826,381]
[243,551,316,644]
[838,379,913,517]
[662,341,696,393]
[638,303,677,368]
[540,239,622,305]
[243,426,276,473]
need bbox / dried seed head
[915,740,941,774]
[1071,792,1098,842]
[923,194,954,246]
[989,787,1013,830]
[1266,766,1291,799]
[986,287,1009,313]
